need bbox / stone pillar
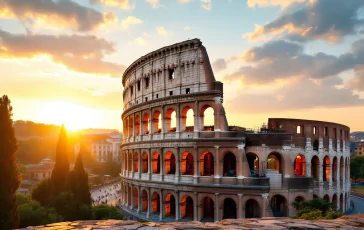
[214,193,220,222]
[175,191,180,221]
[160,148,164,182]
[237,194,243,219]
[193,147,199,184]
[138,150,142,179]
[130,185,134,210]
[214,146,221,184]
[131,151,135,178]
[137,186,141,213]
[329,162,333,188]
[262,193,269,217]
[161,105,166,139]
[175,147,180,183]
[306,162,312,177]
[176,103,181,134]
[148,149,152,180]
[194,101,201,135]
[148,109,153,139]
[147,188,151,218]
[159,190,164,221]
[194,192,198,221]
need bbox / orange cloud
[0,0,116,31]
[247,0,306,8]
[90,0,134,9]
[0,29,125,77]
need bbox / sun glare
[41,100,94,131]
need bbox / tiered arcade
[119,39,351,222]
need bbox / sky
[1,0,364,132]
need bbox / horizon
[1,0,364,131]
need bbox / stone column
[262,193,269,217]
[147,188,151,218]
[160,148,164,181]
[329,162,333,188]
[148,148,152,180]
[175,147,180,183]
[194,192,198,221]
[159,189,164,221]
[138,149,142,179]
[306,162,312,177]
[175,191,180,221]
[137,186,141,213]
[131,151,135,178]
[237,194,243,219]
[214,146,221,184]
[176,103,181,135]
[194,101,201,136]
[161,105,166,139]
[214,193,220,222]
[193,147,199,184]
[130,185,134,210]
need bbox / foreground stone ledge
[19,214,364,230]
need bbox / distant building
[74,131,123,163]
[354,141,364,156]
[27,157,55,181]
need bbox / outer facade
[119,39,351,222]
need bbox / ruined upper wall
[122,39,221,110]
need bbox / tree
[32,179,50,206]
[69,151,92,206]
[350,156,364,183]
[104,152,121,177]
[50,125,70,195]
[292,198,343,220]
[0,95,21,229]
[92,205,123,220]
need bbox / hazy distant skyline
[1,0,364,131]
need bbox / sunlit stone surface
[19,214,364,229]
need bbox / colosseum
[119,39,351,222]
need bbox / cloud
[227,77,364,113]
[225,39,364,85]
[179,0,192,4]
[90,0,134,9]
[121,16,143,29]
[156,26,168,35]
[128,37,145,46]
[0,29,125,77]
[0,0,116,31]
[247,0,306,8]
[184,26,190,31]
[246,0,364,43]
[211,56,239,72]
[146,0,161,8]
[201,0,212,10]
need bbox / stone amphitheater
[119,39,351,222]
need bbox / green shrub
[324,211,343,219]
[292,198,343,220]
[92,205,123,220]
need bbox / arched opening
[323,194,330,202]
[223,152,236,177]
[128,117,133,137]
[135,115,140,135]
[166,109,177,132]
[344,193,348,211]
[134,152,139,172]
[141,190,148,212]
[133,187,138,209]
[247,152,259,177]
[201,105,214,131]
[165,151,176,174]
[152,111,161,133]
[323,156,330,181]
[223,198,236,219]
[340,193,343,211]
[332,194,337,210]
[165,194,176,218]
[181,106,194,132]
[181,152,194,175]
[313,139,319,151]
[200,152,214,176]
[142,112,150,134]
[311,156,319,181]
[270,195,287,217]
[245,199,260,218]
[340,156,343,181]
[152,152,160,174]
[294,154,306,176]
[201,197,214,222]
[142,152,148,173]
[181,195,193,220]
[151,192,160,214]
[345,158,349,180]
[313,194,318,199]
[128,153,132,172]
[267,152,282,174]
[332,157,338,181]
[295,196,304,203]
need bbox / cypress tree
[69,150,91,206]
[50,124,69,194]
[0,95,21,229]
